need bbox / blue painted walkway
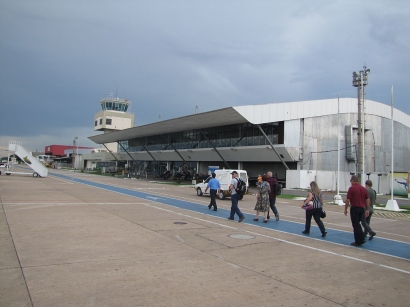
[52,173,410,260]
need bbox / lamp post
[366,172,371,180]
[352,66,370,186]
[385,86,400,211]
[377,173,382,194]
[334,95,344,205]
[76,136,79,169]
[74,136,79,169]
[72,138,75,169]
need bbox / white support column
[385,85,400,211]
[334,95,344,206]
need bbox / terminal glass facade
[119,122,283,153]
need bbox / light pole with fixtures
[73,136,79,169]
[75,136,79,169]
[352,66,370,185]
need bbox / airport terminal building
[87,98,410,192]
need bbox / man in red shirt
[344,175,370,246]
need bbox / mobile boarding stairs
[2,141,48,177]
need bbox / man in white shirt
[228,171,245,222]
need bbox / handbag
[321,210,326,218]
[302,200,313,210]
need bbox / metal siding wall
[375,118,410,172]
[261,104,270,123]
[284,102,292,120]
[395,122,410,171]
[380,117,391,152]
[396,122,410,149]
[320,139,338,171]
[374,146,383,173]
[316,171,337,190]
[364,115,382,146]
[242,162,296,180]
[303,114,359,172]
[284,120,301,147]
[269,103,279,120]
[296,101,305,119]
[345,125,355,161]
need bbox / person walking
[205,172,220,211]
[228,171,245,222]
[253,174,270,223]
[344,175,370,246]
[301,181,327,237]
[363,180,377,240]
[266,171,279,221]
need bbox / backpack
[275,182,282,195]
[235,178,247,194]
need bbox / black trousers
[209,189,217,209]
[268,198,278,217]
[350,206,365,244]
[304,208,325,234]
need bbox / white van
[194,169,249,199]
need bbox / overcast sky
[1,0,409,153]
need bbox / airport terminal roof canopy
[88,98,410,145]
[88,107,249,144]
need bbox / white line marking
[54,176,410,243]
[49,177,74,184]
[44,174,410,272]
[218,257,240,268]
[175,235,185,243]
[133,200,410,273]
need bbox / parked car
[194,169,249,200]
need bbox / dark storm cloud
[0,0,409,152]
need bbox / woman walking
[302,181,327,237]
[253,175,270,223]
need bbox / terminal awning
[88,107,248,144]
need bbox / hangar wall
[299,112,410,175]
[379,118,410,173]
[300,114,353,172]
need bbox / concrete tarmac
[1,168,410,307]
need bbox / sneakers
[322,231,327,237]
[302,230,310,234]
[275,213,280,221]
[369,232,376,240]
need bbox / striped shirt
[311,192,323,209]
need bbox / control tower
[94,96,134,153]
